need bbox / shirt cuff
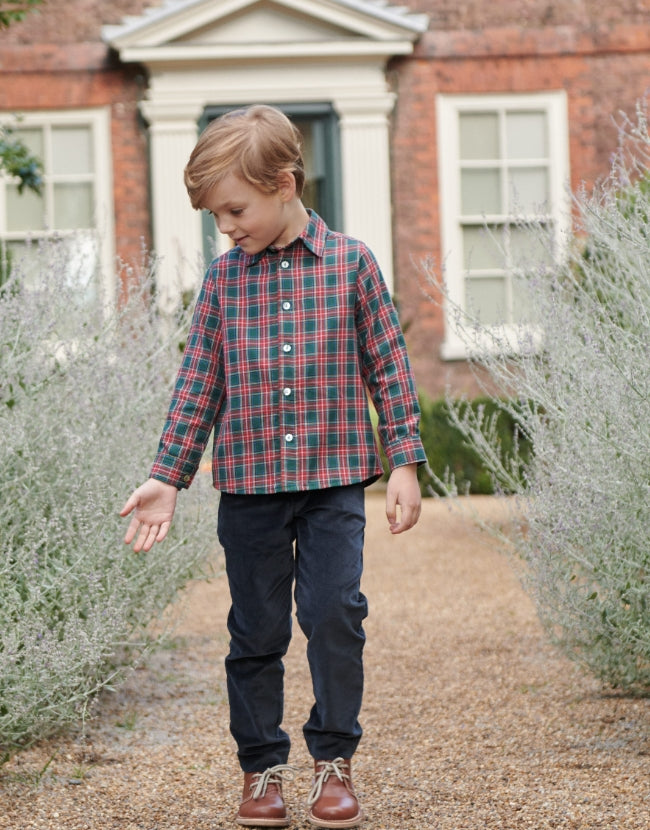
[384,440,427,471]
[150,462,195,490]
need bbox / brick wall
[412,0,650,29]
[3,3,649,400]
[390,23,650,398]
[0,0,152,43]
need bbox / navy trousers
[217,484,368,773]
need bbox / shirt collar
[242,209,327,267]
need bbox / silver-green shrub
[425,105,650,693]
[0,244,215,751]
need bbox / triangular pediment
[174,5,353,46]
[103,0,428,60]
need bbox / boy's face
[202,172,295,255]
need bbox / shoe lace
[307,757,350,807]
[249,764,297,800]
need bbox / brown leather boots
[307,758,364,828]
[236,764,294,827]
[236,758,363,828]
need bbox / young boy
[121,105,426,828]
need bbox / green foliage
[0,246,12,287]
[0,124,43,195]
[0,243,215,751]
[372,394,531,496]
[0,0,43,28]
[418,396,532,496]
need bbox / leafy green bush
[423,104,650,693]
[417,395,532,496]
[0,122,43,196]
[372,394,531,496]
[0,244,215,752]
[0,0,43,28]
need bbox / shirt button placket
[279,258,296,475]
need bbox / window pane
[509,223,554,269]
[460,113,499,160]
[6,184,46,231]
[5,240,46,290]
[465,276,507,324]
[508,167,549,213]
[512,273,535,323]
[6,235,98,301]
[462,226,505,270]
[461,168,501,215]
[506,111,547,159]
[12,127,44,158]
[52,126,93,175]
[53,183,94,228]
[62,233,99,304]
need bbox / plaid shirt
[151,211,426,494]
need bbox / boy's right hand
[120,478,178,553]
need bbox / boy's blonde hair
[184,105,306,209]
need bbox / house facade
[1,0,649,397]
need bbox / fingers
[130,521,160,553]
[137,523,159,553]
[121,495,159,553]
[389,502,421,534]
[120,480,177,552]
[124,514,172,553]
[119,494,137,518]
[123,515,140,545]
[385,464,421,534]
[385,490,397,530]
[385,475,422,534]
[156,521,171,543]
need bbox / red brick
[2,3,650,396]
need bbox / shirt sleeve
[355,245,427,471]
[149,268,225,489]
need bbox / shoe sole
[236,817,290,828]
[307,809,364,828]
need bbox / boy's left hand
[385,463,421,534]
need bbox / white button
[283,387,292,396]
[282,344,292,353]
[285,433,294,442]
[282,301,291,311]
[281,260,290,269]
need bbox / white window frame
[436,91,570,359]
[0,107,115,305]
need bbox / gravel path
[1,494,648,829]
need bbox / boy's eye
[231,209,243,216]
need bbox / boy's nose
[215,216,235,236]
[217,217,235,235]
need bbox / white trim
[0,107,115,305]
[104,0,426,311]
[118,39,416,64]
[437,91,570,360]
[103,0,428,47]
[320,0,429,32]
[139,65,400,310]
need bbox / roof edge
[102,0,429,48]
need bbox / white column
[334,95,396,291]
[141,102,204,315]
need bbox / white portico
[103,0,427,312]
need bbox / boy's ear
[276,170,297,201]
